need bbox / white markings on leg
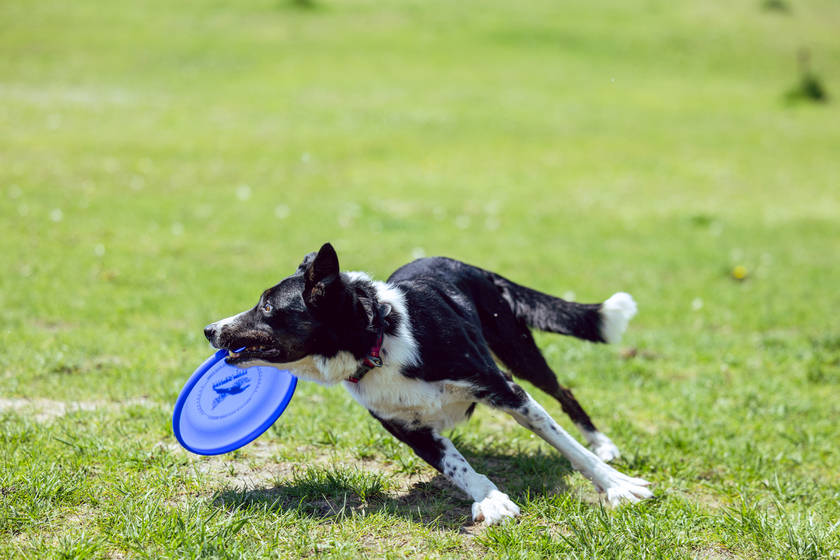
[510,394,651,505]
[576,423,622,462]
[437,437,520,525]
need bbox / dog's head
[204,243,377,368]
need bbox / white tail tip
[600,292,637,344]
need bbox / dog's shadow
[212,445,575,529]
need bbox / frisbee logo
[211,370,251,410]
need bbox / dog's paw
[595,468,653,505]
[471,490,520,525]
[590,439,621,462]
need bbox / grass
[1,0,839,557]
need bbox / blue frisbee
[173,349,297,455]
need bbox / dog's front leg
[371,414,520,525]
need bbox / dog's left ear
[296,251,317,275]
[303,243,342,307]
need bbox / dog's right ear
[303,243,341,307]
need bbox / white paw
[590,439,621,462]
[471,490,520,525]
[594,467,653,505]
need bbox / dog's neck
[346,302,388,383]
[277,275,420,386]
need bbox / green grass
[2,0,840,557]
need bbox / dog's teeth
[228,350,240,358]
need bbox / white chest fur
[344,371,476,432]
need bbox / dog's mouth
[224,344,279,365]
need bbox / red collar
[347,306,387,383]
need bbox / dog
[204,243,652,524]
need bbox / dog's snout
[204,323,218,343]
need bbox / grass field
[2,0,840,558]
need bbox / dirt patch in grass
[7,504,100,553]
[691,544,737,559]
[0,397,163,423]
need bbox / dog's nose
[204,323,217,343]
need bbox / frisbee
[173,349,297,455]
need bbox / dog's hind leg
[474,376,652,505]
[486,323,622,461]
[370,412,520,525]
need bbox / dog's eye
[262,303,272,313]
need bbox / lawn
[1,0,839,558]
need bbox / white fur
[350,377,477,432]
[510,396,651,505]
[577,424,621,462]
[312,352,358,384]
[472,490,520,525]
[599,292,637,344]
[437,436,520,524]
[341,272,420,370]
[343,270,374,284]
[235,356,323,383]
[368,278,421,369]
[240,352,360,386]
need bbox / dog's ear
[296,251,317,275]
[303,243,342,307]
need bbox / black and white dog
[204,243,652,524]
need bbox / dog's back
[388,256,634,350]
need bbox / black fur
[369,412,447,469]
[387,256,602,424]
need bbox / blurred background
[2,0,838,391]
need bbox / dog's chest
[344,367,476,432]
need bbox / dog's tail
[490,274,637,344]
